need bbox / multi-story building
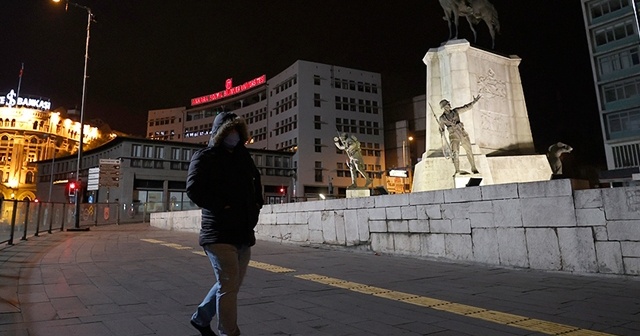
[147,60,386,199]
[581,0,640,181]
[0,89,100,201]
[147,107,185,141]
[36,137,295,212]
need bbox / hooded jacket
[186,112,264,246]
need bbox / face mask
[223,131,240,149]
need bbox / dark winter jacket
[186,112,264,247]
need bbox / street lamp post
[53,0,93,231]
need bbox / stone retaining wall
[151,180,640,276]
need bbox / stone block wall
[150,180,640,276]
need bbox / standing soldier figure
[438,95,481,175]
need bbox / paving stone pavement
[0,223,638,336]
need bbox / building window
[314,115,322,130]
[131,145,142,157]
[314,161,323,182]
[589,0,629,20]
[154,146,165,159]
[594,20,635,47]
[606,108,640,140]
[597,46,640,77]
[602,77,640,104]
[315,138,322,153]
[314,93,321,107]
[313,75,321,85]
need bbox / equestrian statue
[438,0,500,49]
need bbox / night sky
[2,1,604,169]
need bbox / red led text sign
[191,75,267,106]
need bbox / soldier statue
[334,133,372,188]
[438,95,481,175]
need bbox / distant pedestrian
[186,112,264,336]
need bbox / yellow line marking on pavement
[161,243,193,250]
[139,240,613,336]
[249,260,295,273]
[294,273,613,336]
[140,238,164,244]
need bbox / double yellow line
[140,238,614,336]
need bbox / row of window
[606,107,640,139]
[336,118,381,136]
[594,19,636,47]
[588,0,630,21]
[252,154,292,168]
[274,93,298,116]
[148,116,179,127]
[331,77,379,94]
[275,138,297,151]
[597,45,640,78]
[312,161,382,182]
[250,127,268,142]
[273,123,297,136]
[131,145,195,161]
[603,76,640,104]
[243,107,268,125]
[186,109,217,122]
[273,115,298,137]
[335,96,380,114]
[271,76,297,95]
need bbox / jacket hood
[208,112,249,147]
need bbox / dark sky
[2,1,604,167]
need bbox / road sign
[99,159,121,187]
[87,167,100,191]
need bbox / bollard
[7,200,18,245]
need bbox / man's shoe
[190,320,217,336]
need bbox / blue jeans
[192,243,251,336]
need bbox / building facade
[147,107,186,141]
[582,0,640,174]
[0,90,99,201]
[36,137,295,210]
[147,60,386,199]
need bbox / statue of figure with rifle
[437,95,481,175]
[334,132,372,188]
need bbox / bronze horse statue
[438,0,500,49]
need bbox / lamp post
[53,0,93,231]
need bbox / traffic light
[68,181,78,197]
[279,186,286,195]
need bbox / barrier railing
[0,200,167,247]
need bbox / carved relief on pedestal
[477,69,506,101]
[480,109,509,140]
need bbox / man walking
[187,112,264,336]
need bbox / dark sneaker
[190,320,217,336]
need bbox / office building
[147,60,386,198]
[581,0,640,182]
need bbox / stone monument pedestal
[413,152,552,191]
[413,39,552,192]
[346,188,371,198]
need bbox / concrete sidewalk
[0,223,638,336]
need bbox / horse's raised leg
[488,21,496,48]
[465,15,477,42]
[453,13,460,39]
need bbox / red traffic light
[69,182,77,189]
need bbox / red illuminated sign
[191,75,267,106]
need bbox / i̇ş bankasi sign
[191,75,266,106]
[0,89,52,110]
